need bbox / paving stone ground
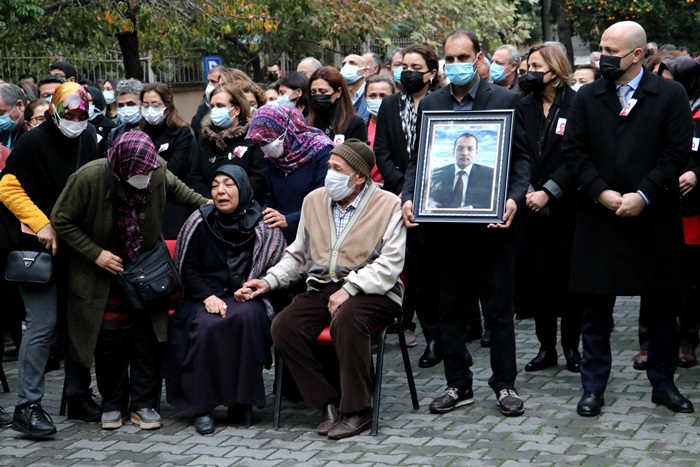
[1,296,700,466]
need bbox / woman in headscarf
[85,86,117,157]
[188,84,267,202]
[0,82,99,438]
[246,105,333,243]
[51,130,207,432]
[167,165,286,435]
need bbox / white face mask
[103,90,115,105]
[260,134,286,159]
[58,119,88,138]
[142,106,166,126]
[118,106,141,125]
[366,98,382,116]
[276,93,298,109]
[88,104,101,121]
[205,84,216,102]
[324,170,356,201]
[571,83,583,92]
[127,173,152,190]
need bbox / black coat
[562,71,693,295]
[89,114,118,158]
[374,93,411,195]
[312,114,367,143]
[190,123,267,203]
[429,163,494,209]
[402,79,530,207]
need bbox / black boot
[563,348,581,373]
[525,347,558,371]
[419,340,442,368]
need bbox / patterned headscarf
[659,56,700,102]
[107,130,161,262]
[246,105,333,173]
[49,82,89,127]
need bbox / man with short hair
[191,64,228,139]
[362,52,382,77]
[38,74,65,101]
[589,51,601,68]
[402,29,530,417]
[490,45,521,92]
[563,21,694,417]
[341,54,370,123]
[429,133,494,209]
[0,84,28,150]
[50,61,77,82]
[240,139,406,439]
[266,62,282,85]
[297,57,323,78]
[478,56,491,81]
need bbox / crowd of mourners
[0,20,698,440]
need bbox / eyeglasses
[141,102,164,109]
[30,115,46,125]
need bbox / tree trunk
[117,30,142,79]
[541,0,553,41]
[552,0,574,65]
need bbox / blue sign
[202,56,222,82]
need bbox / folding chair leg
[273,351,283,430]
[59,377,67,416]
[371,327,389,436]
[155,378,163,412]
[398,328,419,409]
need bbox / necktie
[617,84,631,109]
[451,170,466,207]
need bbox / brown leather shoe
[316,404,339,436]
[678,346,697,368]
[327,408,372,439]
[633,349,648,370]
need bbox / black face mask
[599,50,636,81]
[312,94,335,111]
[401,70,429,95]
[519,71,549,95]
[267,72,279,82]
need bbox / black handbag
[5,250,53,284]
[115,238,181,310]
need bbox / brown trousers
[270,283,400,413]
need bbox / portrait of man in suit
[428,132,494,209]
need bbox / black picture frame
[413,110,514,223]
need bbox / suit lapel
[594,78,622,116]
[472,79,491,111]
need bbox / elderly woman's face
[211,174,240,214]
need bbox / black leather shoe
[525,348,558,372]
[66,392,102,422]
[652,389,694,413]
[194,414,215,435]
[419,340,442,368]
[0,407,12,428]
[563,348,581,373]
[11,403,57,438]
[576,391,604,417]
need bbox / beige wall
[173,86,206,123]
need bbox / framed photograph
[413,110,514,223]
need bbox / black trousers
[94,314,160,412]
[638,244,700,349]
[431,225,517,393]
[580,293,678,393]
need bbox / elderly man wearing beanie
[238,139,407,439]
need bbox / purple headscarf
[246,105,332,173]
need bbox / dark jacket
[312,115,368,143]
[190,98,209,140]
[429,163,494,209]
[562,71,693,295]
[89,114,118,158]
[265,145,332,243]
[51,158,207,366]
[374,92,411,195]
[190,122,267,203]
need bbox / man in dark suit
[563,21,694,416]
[429,133,494,209]
[402,30,530,417]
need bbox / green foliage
[565,0,700,53]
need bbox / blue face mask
[392,66,403,83]
[210,107,234,128]
[489,63,512,84]
[366,98,382,116]
[0,104,18,131]
[445,61,476,86]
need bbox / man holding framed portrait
[401,29,531,417]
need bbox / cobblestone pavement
[1,296,699,466]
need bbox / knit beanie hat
[330,138,375,178]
